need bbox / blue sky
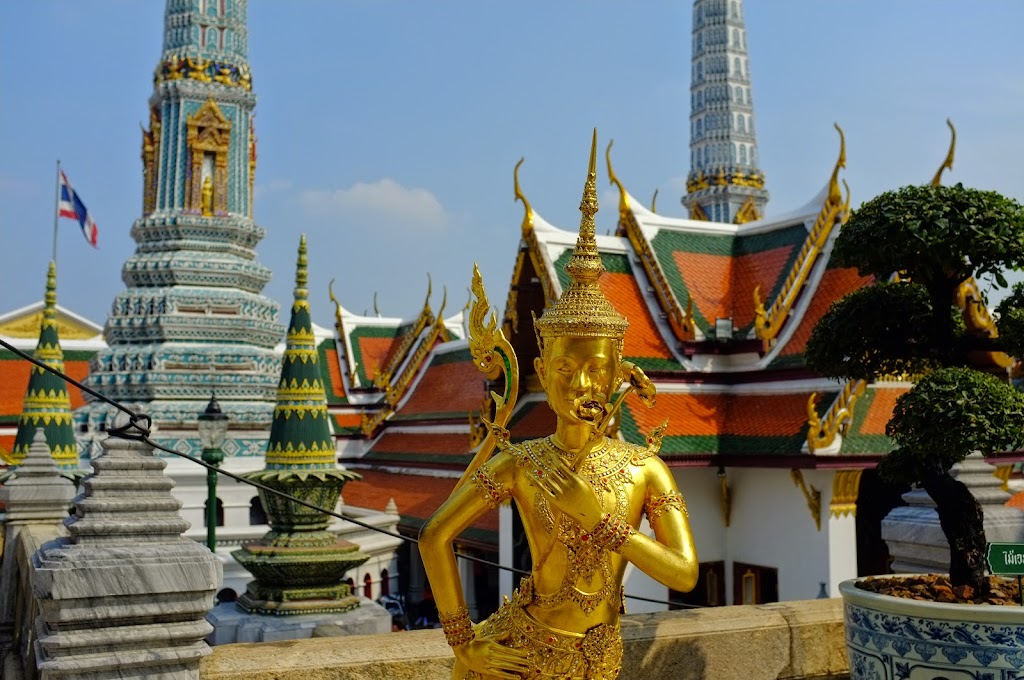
[2,2,1022,329]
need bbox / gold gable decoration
[734,197,760,224]
[0,309,99,340]
[185,99,231,216]
[688,202,709,221]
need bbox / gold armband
[645,490,687,520]
[439,606,475,648]
[469,464,510,508]
[589,513,634,552]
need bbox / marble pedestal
[31,428,221,680]
[205,598,392,645]
[883,453,1024,572]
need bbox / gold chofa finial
[828,123,847,205]
[931,119,956,187]
[534,130,628,344]
[295,234,308,300]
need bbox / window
[216,588,236,604]
[249,496,268,525]
[381,569,390,596]
[364,573,373,599]
[734,57,742,79]
[732,562,779,605]
[740,145,748,165]
[203,498,224,527]
[670,561,725,608]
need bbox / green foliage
[879,368,1024,485]
[805,282,945,380]
[995,282,1024,358]
[834,184,1024,283]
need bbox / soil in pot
[857,574,1024,606]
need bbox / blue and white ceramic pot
[840,578,1024,680]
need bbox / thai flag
[57,170,99,248]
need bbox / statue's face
[537,336,618,425]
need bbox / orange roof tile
[599,272,673,361]
[369,432,473,457]
[357,336,397,383]
[332,412,362,428]
[0,434,14,457]
[0,358,91,418]
[321,344,346,400]
[343,469,499,534]
[624,391,814,439]
[509,400,557,441]
[398,360,487,417]
[673,247,795,330]
[859,387,903,436]
[780,267,873,357]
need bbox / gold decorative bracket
[790,469,822,530]
[806,379,867,453]
[717,468,732,528]
[993,464,1014,492]
[830,469,864,518]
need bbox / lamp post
[197,393,228,552]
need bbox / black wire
[0,336,702,609]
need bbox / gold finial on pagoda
[294,234,308,301]
[44,261,57,317]
[931,118,956,187]
[605,138,631,217]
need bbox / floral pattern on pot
[845,599,1024,679]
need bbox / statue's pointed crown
[534,130,628,341]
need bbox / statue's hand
[455,632,530,679]
[536,458,605,529]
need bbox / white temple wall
[725,467,838,603]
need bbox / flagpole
[52,159,61,264]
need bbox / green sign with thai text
[987,543,1024,575]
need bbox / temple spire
[683,0,769,224]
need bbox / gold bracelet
[439,606,474,648]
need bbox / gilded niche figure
[201,175,214,216]
[420,132,698,679]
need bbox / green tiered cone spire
[234,236,368,615]
[5,262,82,481]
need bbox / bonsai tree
[806,183,1024,594]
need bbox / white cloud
[299,178,449,231]
[253,178,292,200]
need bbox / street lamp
[198,393,229,552]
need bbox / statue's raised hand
[455,632,530,679]
[535,457,605,529]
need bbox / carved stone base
[236,582,362,616]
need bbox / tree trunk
[920,468,989,594]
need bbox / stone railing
[201,598,849,680]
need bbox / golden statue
[420,131,697,679]
[201,175,214,216]
[187,56,211,83]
